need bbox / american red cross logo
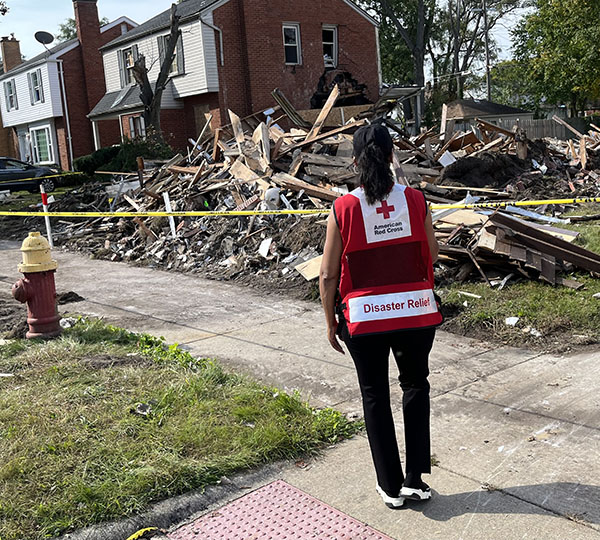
[376,200,395,220]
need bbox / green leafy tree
[57,16,110,42]
[513,0,600,116]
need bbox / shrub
[73,138,173,175]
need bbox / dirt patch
[83,354,150,369]
[57,291,85,304]
[0,292,28,339]
[441,315,598,354]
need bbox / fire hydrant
[11,232,62,339]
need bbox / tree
[513,0,600,116]
[0,2,7,16]
[57,16,110,42]
[363,0,436,129]
[131,3,181,143]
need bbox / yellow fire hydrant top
[18,232,58,273]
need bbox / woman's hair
[353,124,394,205]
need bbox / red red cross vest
[334,183,442,337]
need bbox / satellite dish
[35,31,55,46]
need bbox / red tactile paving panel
[168,480,393,540]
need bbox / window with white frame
[128,115,146,139]
[28,69,45,105]
[157,34,184,76]
[3,79,18,111]
[30,126,54,164]
[322,25,338,69]
[118,46,138,87]
[282,23,302,65]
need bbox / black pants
[341,323,436,497]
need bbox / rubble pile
[6,87,600,295]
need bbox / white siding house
[0,16,138,167]
[0,41,78,165]
[90,0,223,139]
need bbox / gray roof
[101,0,221,51]
[88,85,146,118]
[0,38,78,81]
[447,99,532,119]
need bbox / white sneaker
[400,482,432,501]
[376,484,404,508]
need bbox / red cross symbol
[376,200,396,219]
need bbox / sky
[0,0,176,60]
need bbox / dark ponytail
[357,141,394,205]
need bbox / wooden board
[304,84,340,141]
[295,255,323,281]
[437,209,487,226]
[271,172,340,201]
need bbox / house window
[157,35,185,76]
[282,23,301,65]
[322,25,338,69]
[3,79,18,111]
[28,69,45,105]
[30,126,54,164]
[128,115,146,139]
[119,46,138,87]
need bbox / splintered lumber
[228,109,246,155]
[271,172,340,201]
[552,115,585,139]
[168,165,201,175]
[229,159,261,182]
[280,119,367,156]
[489,213,600,273]
[304,84,340,142]
[475,118,515,138]
[580,137,588,170]
[469,137,503,157]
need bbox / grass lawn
[0,319,361,540]
[440,204,600,349]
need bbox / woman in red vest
[319,124,441,508]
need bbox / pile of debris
[7,87,600,296]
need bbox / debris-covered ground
[3,87,600,345]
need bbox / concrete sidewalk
[1,241,599,539]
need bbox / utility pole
[483,0,491,101]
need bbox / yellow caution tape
[430,197,600,210]
[1,196,599,218]
[0,209,329,217]
[0,171,83,186]
[125,527,159,540]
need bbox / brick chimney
[73,0,106,109]
[1,35,23,73]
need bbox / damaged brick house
[0,0,136,170]
[89,0,381,151]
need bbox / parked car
[0,157,62,193]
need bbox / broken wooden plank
[469,137,504,157]
[295,254,323,281]
[280,119,367,156]
[475,118,515,138]
[229,159,261,182]
[304,84,340,142]
[228,109,246,156]
[552,115,585,139]
[489,213,600,272]
[271,172,340,201]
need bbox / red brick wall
[213,1,252,123]
[213,0,379,120]
[59,19,135,168]
[120,110,188,152]
[183,92,221,136]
